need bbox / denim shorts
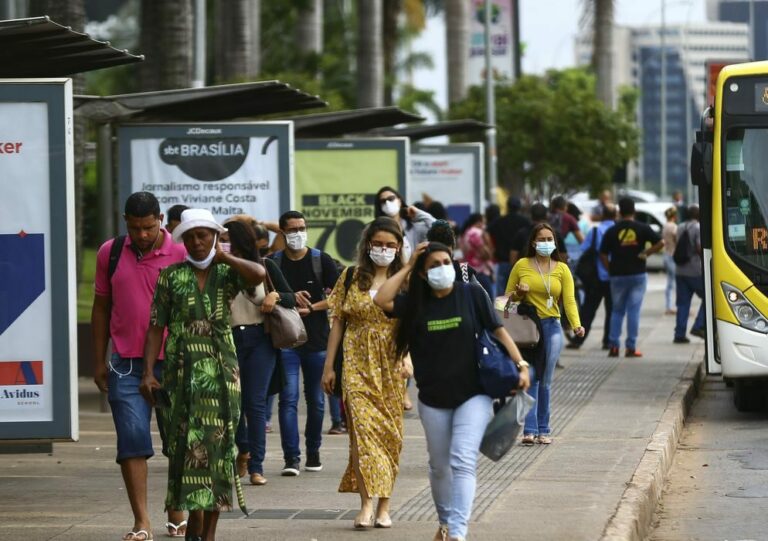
[107,354,165,463]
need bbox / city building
[709,0,768,59]
[576,22,749,198]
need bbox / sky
[411,0,708,112]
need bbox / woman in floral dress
[141,209,265,541]
[322,217,412,530]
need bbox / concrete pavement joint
[600,353,704,541]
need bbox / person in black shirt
[599,198,664,358]
[375,242,529,541]
[427,219,479,284]
[268,211,342,475]
[487,196,531,288]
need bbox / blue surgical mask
[535,241,556,257]
[426,263,456,290]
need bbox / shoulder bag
[575,227,599,287]
[492,295,541,348]
[332,266,356,397]
[464,284,521,399]
[263,268,308,349]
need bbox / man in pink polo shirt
[91,192,187,541]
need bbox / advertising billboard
[0,79,77,440]
[118,122,293,224]
[468,0,515,87]
[295,139,409,264]
[409,143,485,225]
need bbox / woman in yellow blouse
[506,222,584,445]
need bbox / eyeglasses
[370,240,399,250]
[379,195,398,204]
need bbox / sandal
[123,530,153,541]
[536,435,553,445]
[521,434,536,446]
[165,520,187,538]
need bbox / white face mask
[427,263,456,290]
[535,241,556,257]
[381,199,401,217]
[186,234,217,270]
[285,231,307,251]
[369,246,397,267]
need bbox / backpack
[272,248,326,294]
[673,225,694,266]
[108,235,127,281]
[575,227,599,286]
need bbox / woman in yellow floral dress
[322,217,412,530]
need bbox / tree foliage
[450,68,639,196]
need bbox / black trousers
[575,279,612,347]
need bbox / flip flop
[123,530,153,541]
[165,521,187,538]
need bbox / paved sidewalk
[0,274,704,540]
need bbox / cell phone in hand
[152,388,172,409]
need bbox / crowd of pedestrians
[92,188,704,541]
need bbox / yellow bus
[691,61,768,411]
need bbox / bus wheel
[733,380,765,412]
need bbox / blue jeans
[496,262,512,295]
[608,274,648,350]
[328,393,343,424]
[107,355,164,463]
[663,254,676,311]
[278,348,326,460]
[418,394,493,540]
[524,318,563,436]
[675,274,705,338]
[233,324,276,475]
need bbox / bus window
[725,128,768,268]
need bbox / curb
[600,354,704,541]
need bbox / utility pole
[660,0,667,199]
[484,0,498,203]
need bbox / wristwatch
[515,359,529,370]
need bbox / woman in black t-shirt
[375,242,530,541]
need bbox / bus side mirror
[690,139,712,186]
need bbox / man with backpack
[270,211,342,475]
[673,204,706,343]
[91,192,187,540]
[568,203,616,350]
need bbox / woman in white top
[661,207,678,315]
[375,186,436,260]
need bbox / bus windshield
[724,128,768,270]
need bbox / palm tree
[28,0,87,282]
[139,0,193,90]
[445,0,469,104]
[296,0,323,60]
[215,0,258,83]
[357,0,384,107]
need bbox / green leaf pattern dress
[150,262,247,514]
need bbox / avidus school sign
[119,123,293,222]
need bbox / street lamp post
[484,0,498,203]
[660,0,667,199]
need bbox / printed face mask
[369,246,397,267]
[285,231,307,251]
[427,263,456,290]
[187,234,217,270]
[535,241,556,257]
[381,199,401,217]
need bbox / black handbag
[463,284,521,399]
[332,267,356,397]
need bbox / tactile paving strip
[392,355,620,522]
